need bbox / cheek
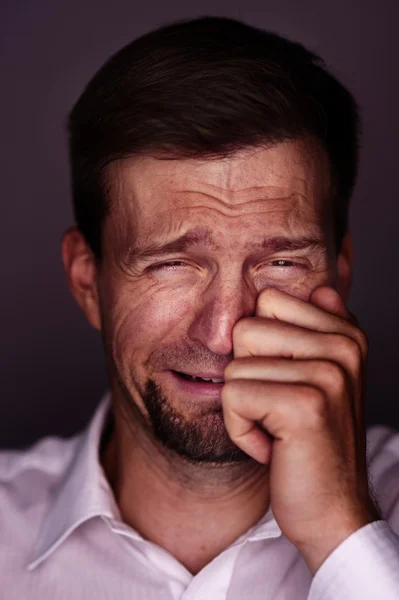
[264,269,333,302]
[102,281,194,368]
[132,292,192,342]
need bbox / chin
[140,378,251,463]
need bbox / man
[1,15,399,600]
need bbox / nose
[187,274,256,356]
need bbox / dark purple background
[1,0,398,448]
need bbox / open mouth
[174,371,224,384]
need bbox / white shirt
[1,392,399,600]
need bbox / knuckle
[297,385,326,425]
[232,317,251,341]
[232,318,257,352]
[335,334,362,374]
[221,379,241,403]
[224,361,238,380]
[257,286,279,311]
[355,328,368,357]
[318,360,346,396]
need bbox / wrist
[297,508,379,575]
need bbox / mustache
[147,341,233,373]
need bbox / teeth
[187,375,224,383]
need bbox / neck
[102,403,270,575]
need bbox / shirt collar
[27,392,120,570]
[247,505,282,542]
[27,392,281,570]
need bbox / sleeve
[307,520,399,600]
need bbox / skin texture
[62,140,379,576]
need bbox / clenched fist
[221,285,380,574]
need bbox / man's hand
[221,286,380,574]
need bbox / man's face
[96,140,343,464]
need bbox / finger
[309,286,350,319]
[252,288,367,359]
[224,356,351,401]
[256,287,355,337]
[222,414,273,464]
[232,318,364,382]
[221,379,275,464]
[221,379,327,462]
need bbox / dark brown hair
[68,16,359,259]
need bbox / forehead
[106,140,332,245]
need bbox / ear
[336,231,353,302]
[61,227,102,331]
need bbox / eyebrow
[123,229,219,263]
[123,228,325,265]
[249,235,325,253]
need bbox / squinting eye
[269,260,297,267]
[149,261,188,271]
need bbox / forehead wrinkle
[122,221,326,266]
[243,234,326,254]
[120,193,323,257]
[123,227,222,262]
[181,142,318,190]
[167,193,315,225]
[172,187,312,210]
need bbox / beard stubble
[139,378,251,464]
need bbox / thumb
[310,285,355,322]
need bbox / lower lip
[168,371,224,399]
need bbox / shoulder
[0,433,82,560]
[367,424,399,471]
[0,433,80,488]
[367,424,399,532]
